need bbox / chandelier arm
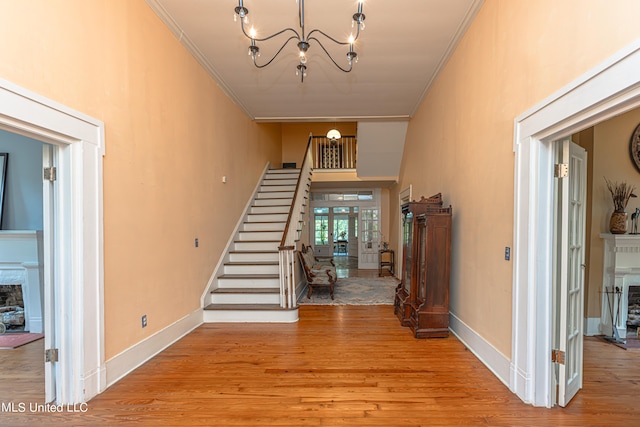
[252,36,300,68]
[308,37,354,73]
[306,29,348,47]
[240,20,300,43]
[307,22,363,46]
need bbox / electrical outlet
[195,238,199,248]
[141,315,147,328]
[505,247,511,261]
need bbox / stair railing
[278,134,313,308]
[312,135,357,169]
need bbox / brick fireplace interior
[0,284,25,332]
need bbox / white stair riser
[267,170,300,176]
[238,231,282,241]
[247,213,288,222]
[243,222,286,231]
[262,178,298,186]
[260,185,296,192]
[250,206,290,214]
[210,293,280,305]
[233,241,279,251]
[217,277,280,288]
[257,191,294,199]
[253,198,293,206]
[224,264,279,275]
[228,252,279,262]
[203,309,298,323]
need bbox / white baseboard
[449,312,511,387]
[105,309,203,388]
[584,317,601,336]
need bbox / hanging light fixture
[234,0,366,83]
[326,129,341,140]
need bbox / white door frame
[512,39,640,407]
[0,78,105,404]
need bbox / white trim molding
[512,39,640,407]
[106,309,202,387]
[0,78,105,404]
[449,313,511,386]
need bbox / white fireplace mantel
[600,233,640,339]
[0,230,44,333]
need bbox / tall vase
[610,209,628,234]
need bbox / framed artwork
[630,123,640,173]
[0,153,7,229]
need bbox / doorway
[310,189,382,264]
[511,40,640,407]
[0,131,49,402]
[0,78,105,404]
[312,206,358,258]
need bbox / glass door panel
[313,207,331,257]
[333,207,350,255]
[358,208,380,269]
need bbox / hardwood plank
[1,306,639,426]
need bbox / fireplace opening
[0,284,25,332]
[628,285,640,338]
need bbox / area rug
[299,276,400,305]
[0,333,44,349]
[621,336,640,350]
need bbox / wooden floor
[0,305,639,426]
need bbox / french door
[553,139,587,407]
[312,207,355,258]
[42,144,57,403]
[358,208,380,269]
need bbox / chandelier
[233,0,366,82]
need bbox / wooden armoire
[394,194,452,338]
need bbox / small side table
[379,249,395,277]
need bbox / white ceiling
[146,0,483,122]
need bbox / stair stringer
[199,162,271,307]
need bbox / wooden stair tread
[244,220,286,224]
[229,250,278,254]
[258,190,295,193]
[224,261,279,266]
[218,274,279,279]
[204,303,293,311]
[212,288,279,294]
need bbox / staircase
[203,168,302,323]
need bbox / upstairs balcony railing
[312,135,357,170]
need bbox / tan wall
[395,0,640,356]
[588,109,640,318]
[0,1,282,359]
[282,123,357,166]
